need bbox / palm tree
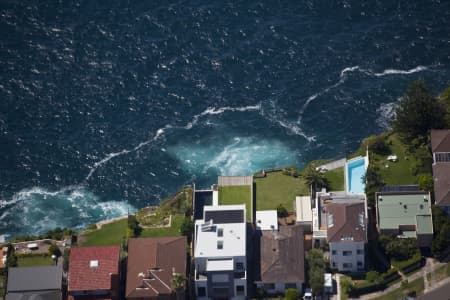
[171,273,186,300]
[302,166,329,198]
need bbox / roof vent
[90,260,99,268]
[404,205,407,209]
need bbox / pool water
[346,157,367,194]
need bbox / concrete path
[354,258,446,300]
[316,158,346,171]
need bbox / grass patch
[80,218,127,246]
[371,277,424,300]
[254,172,308,211]
[372,134,418,185]
[17,255,54,267]
[324,167,344,191]
[218,186,252,221]
[140,214,184,237]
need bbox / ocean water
[0,0,449,239]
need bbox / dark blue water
[1,0,449,239]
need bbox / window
[197,287,206,297]
[332,262,336,268]
[328,214,334,227]
[217,228,223,237]
[236,262,244,270]
[357,261,363,267]
[343,263,352,268]
[285,283,297,289]
[331,250,337,255]
[217,241,223,250]
[263,283,275,290]
[357,249,364,255]
[236,285,245,295]
[359,212,364,226]
[342,250,352,256]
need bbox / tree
[417,173,434,192]
[171,273,186,300]
[302,166,330,197]
[285,288,299,300]
[364,165,384,205]
[379,235,419,261]
[128,215,142,238]
[48,244,61,257]
[393,81,446,144]
[439,85,450,127]
[366,134,390,155]
[276,204,289,218]
[180,217,194,238]
[306,249,326,295]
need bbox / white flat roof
[206,258,234,271]
[255,210,278,231]
[194,220,246,258]
[296,196,313,222]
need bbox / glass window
[236,262,244,270]
[343,263,352,268]
[343,250,352,256]
[217,241,223,250]
[198,287,206,297]
[357,249,364,255]
[331,250,337,255]
[217,228,223,237]
[357,261,363,266]
[285,283,297,289]
[263,283,275,290]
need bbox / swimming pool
[346,156,367,194]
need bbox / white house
[313,191,368,273]
[194,205,247,300]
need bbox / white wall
[330,241,365,272]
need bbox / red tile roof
[68,246,120,292]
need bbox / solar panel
[435,152,450,163]
[204,210,244,224]
[381,185,420,192]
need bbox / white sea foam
[376,102,397,130]
[84,105,262,181]
[0,186,136,237]
[297,64,432,123]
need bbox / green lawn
[325,167,344,191]
[218,186,252,221]
[371,277,424,300]
[81,214,186,246]
[254,172,308,211]
[80,218,128,246]
[374,134,418,185]
[140,214,184,237]
[17,255,54,267]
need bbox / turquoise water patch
[169,137,298,177]
[346,157,367,194]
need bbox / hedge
[392,253,422,273]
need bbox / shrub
[180,218,194,237]
[277,204,288,218]
[366,270,382,284]
[367,135,390,155]
[48,244,61,257]
[285,288,299,300]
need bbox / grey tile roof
[7,265,62,292]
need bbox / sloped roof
[68,246,120,292]
[6,291,61,300]
[326,202,367,243]
[431,130,450,206]
[7,265,62,292]
[431,130,450,153]
[259,225,305,284]
[126,237,187,299]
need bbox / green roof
[377,193,433,235]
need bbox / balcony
[195,269,207,281]
[234,270,246,279]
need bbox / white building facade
[194,205,247,300]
